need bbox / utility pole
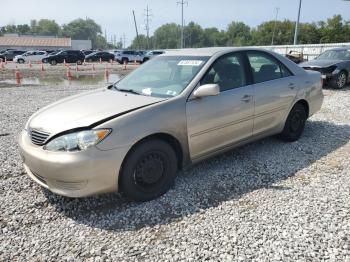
[271,7,280,45]
[144,5,152,50]
[104,29,107,43]
[177,0,188,48]
[294,0,302,45]
[132,10,140,49]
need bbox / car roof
[162,47,273,57]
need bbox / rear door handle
[288,83,296,89]
[241,95,252,103]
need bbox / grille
[30,129,50,145]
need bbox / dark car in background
[300,47,350,89]
[0,50,26,62]
[42,50,85,65]
[82,50,96,56]
[85,51,115,62]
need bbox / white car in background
[14,51,48,64]
[143,50,165,62]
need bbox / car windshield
[113,56,209,98]
[317,50,350,60]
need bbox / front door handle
[241,95,252,103]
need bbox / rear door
[186,52,254,159]
[246,51,298,135]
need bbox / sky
[1,0,350,46]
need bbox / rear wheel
[50,60,57,66]
[18,59,25,64]
[280,103,307,142]
[120,139,177,201]
[331,71,347,89]
[76,60,83,65]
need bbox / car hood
[28,88,165,135]
[300,59,342,68]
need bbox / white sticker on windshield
[178,60,203,66]
[142,88,152,96]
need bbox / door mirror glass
[193,84,220,98]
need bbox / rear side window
[247,51,292,83]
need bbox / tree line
[0,18,122,49]
[1,15,349,50]
[131,15,350,49]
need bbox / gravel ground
[0,83,350,261]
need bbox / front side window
[247,51,291,83]
[114,56,209,98]
[201,53,247,91]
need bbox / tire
[122,58,129,64]
[18,59,25,64]
[331,71,347,89]
[50,60,57,66]
[143,58,149,63]
[280,103,307,142]
[120,139,178,201]
[76,60,83,65]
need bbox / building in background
[0,34,92,51]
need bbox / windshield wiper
[113,86,141,95]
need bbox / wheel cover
[133,152,166,188]
[337,73,346,88]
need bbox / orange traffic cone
[123,60,127,70]
[15,69,22,86]
[83,59,86,66]
[41,63,45,72]
[99,58,102,64]
[104,64,109,81]
[66,67,72,80]
[0,61,4,69]
[64,59,67,67]
[28,61,32,68]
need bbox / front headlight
[44,129,111,152]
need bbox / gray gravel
[1,84,350,261]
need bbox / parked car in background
[0,50,26,62]
[19,47,323,201]
[115,50,143,64]
[42,50,85,65]
[285,51,308,64]
[13,51,47,64]
[300,47,350,89]
[82,50,96,56]
[143,50,165,62]
[85,51,115,62]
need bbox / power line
[177,0,188,49]
[271,7,280,45]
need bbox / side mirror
[193,84,220,98]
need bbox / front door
[186,52,254,160]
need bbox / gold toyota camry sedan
[19,47,324,201]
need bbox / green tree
[153,23,181,49]
[36,19,60,36]
[226,22,251,46]
[184,22,203,48]
[129,34,149,49]
[319,15,350,43]
[61,18,103,48]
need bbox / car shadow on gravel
[43,120,350,231]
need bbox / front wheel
[120,139,178,201]
[279,103,307,142]
[50,60,57,66]
[18,59,25,64]
[76,60,83,65]
[331,71,347,89]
